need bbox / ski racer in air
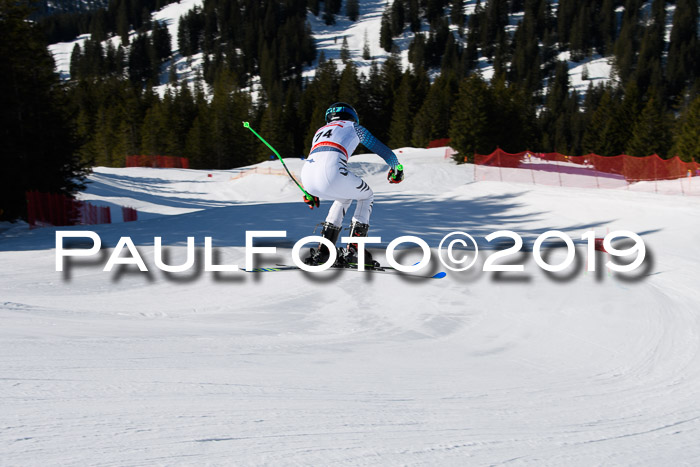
[300,102,404,268]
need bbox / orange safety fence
[126,155,190,168]
[473,149,700,196]
[229,166,300,181]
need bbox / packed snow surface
[2,148,700,465]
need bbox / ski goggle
[325,106,359,124]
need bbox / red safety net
[126,155,190,168]
[26,191,112,228]
[427,138,451,149]
[122,206,138,222]
[474,149,700,195]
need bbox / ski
[244,264,446,279]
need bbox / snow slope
[48,0,621,96]
[2,148,700,465]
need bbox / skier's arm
[354,124,400,169]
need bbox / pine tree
[170,82,198,156]
[481,0,509,60]
[375,52,404,140]
[185,113,212,168]
[450,0,465,32]
[389,73,415,148]
[357,62,388,143]
[408,33,427,71]
[425,0,447,23]
[0,0,87,220]
[338,61,361,103]
[635,0,665,97]
[309,0,320,17]
[151,20,172,62]
[612,82,643,154]
[666,0,699,100]
[464,7,480,73]
[568,3,591,60]
[626,95,671,157]
[390,0,406,36]
[583,87,616,155]
[412,72,458,147]
[346,0,360,21]
[70,43,82,79]
[128,33,152,84]
[440,33,460,74]
[105,41,119,76]
[362,30,371,60]
[323,0,336,25]
[510,7,541,94]
[613,14,638,86]
[328,0,342,15]
[282,85,304,157]
[599,0,616,55]
[489,76,533,152]
[408,0,420,33]
[340,36,351,63]
[541,61,571,151]
[671,95,700,162]
[89,8,108,42]
[449,75,491,160]
[303,59,340,152]
[380,10,393,52]
[141,100,171,156]
[93,104,123,166]
[80,39,105,79]
[259,86,290,162]
[115,0,130,45]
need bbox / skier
[300,102,404,267]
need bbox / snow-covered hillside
[48,0,624,96]
[2,149,700,464]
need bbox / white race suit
[300,120,400,226]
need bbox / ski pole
[242,122,318,207]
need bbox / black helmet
[325,102,359,124]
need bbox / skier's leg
[303,221,342,265]
[325,199,352,226]
[345,219,379,268]
[301,154,351,265]
[334,181,376,267]
[351,191,374,225]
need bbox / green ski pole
[242,122,318,208]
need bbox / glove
[388,164,404,184]
[303,194,320,209]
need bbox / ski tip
[432,271,447,279]
[244,267,281,272]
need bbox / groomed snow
[2,148,700,465]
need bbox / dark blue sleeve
[354,124,400,168]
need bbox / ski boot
[343,221,380,269]
[304,222,343,266]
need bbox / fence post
[556,152,563,187]
[497,149,503,182]
[654,155,658,194]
